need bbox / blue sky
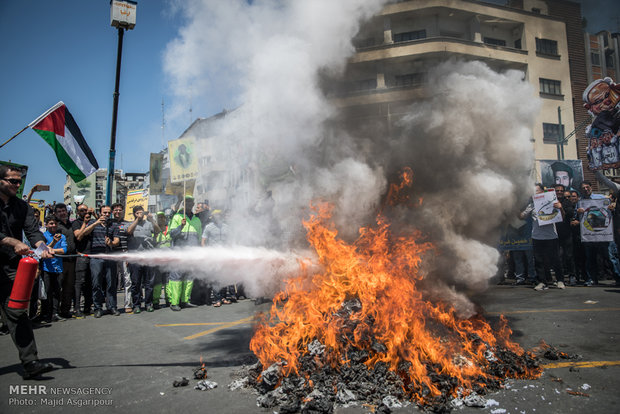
[0,0,618,204]
[0,0,203,203]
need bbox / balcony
[351,36,527,65]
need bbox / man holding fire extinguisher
[0,165,55,379]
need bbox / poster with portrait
[582,77,620,170]
[149,153,164,195]
[533,190,563,226]
[168,137,198,183]
[578,198,613,242]
[539,160,583,193]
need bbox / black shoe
[94,309,103,318]
[0,324,9,335]
[51,314,66,322]
[153,303,160,310]
[23,360,54,379]
[74,311,85,319]
[146,305,154,312]
[111,308,121,316]
[180,302,197,308]
[133,306,141,314]
[58,312,72,319]
[170,305,181,311]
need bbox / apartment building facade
[63,169,145,211]
[331,0,579,174]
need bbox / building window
[393,30,426,43]
[536,38,558,56]
[514,38,522,49]
[606,52,614,68]
[591,52,601,66]
[543,122,563,143]
[393,72,427,87]
[483,37,506,47]
[532,8,541,14]
[539,78,562,96]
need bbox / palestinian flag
[29,101,98,182]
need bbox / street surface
[0,282,619,414]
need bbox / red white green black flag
[28,101,99,182]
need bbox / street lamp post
[107,0,137,205]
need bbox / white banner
[533,190,563,226]
[579,199,614,242]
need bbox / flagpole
[0,125,29,149]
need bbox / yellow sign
[165,178,195,197]
[124,189,149,221]
[168,137,198,183]
[29,200,45,224]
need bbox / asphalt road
[1,282,619,414]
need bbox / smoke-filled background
[158,0,540,313]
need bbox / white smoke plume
[160,1,540,310]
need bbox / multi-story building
[330,0,578,171]
[173,109,254,211]
[165,0,590,208]
[63,169,145,211]
[585,30,619,83]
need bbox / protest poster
[168,137,198,183]
[149,153,164,195]
[539,160,583,193]
[533,190,563,226]
[498,216,532,251]
[29,199,45,223]
[579,198,613,242]
[124,189,149,221]
[582,78,620,170]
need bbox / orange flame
[250,170,540,404]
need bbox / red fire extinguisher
[8,256,39,310]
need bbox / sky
[0,0,618,204]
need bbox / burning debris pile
[234,189,542,413]
[240,300,540,413]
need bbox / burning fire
[249,170,541,408]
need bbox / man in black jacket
[0,165,54,379]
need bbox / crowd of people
[1,163,260,378]
[500,177,620,290]
[12,193,251,326]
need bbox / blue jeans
[90,258,117,310]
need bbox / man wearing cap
[167,196,202,311]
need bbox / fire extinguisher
[8,256,39,310]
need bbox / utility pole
[107,1,137,205]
